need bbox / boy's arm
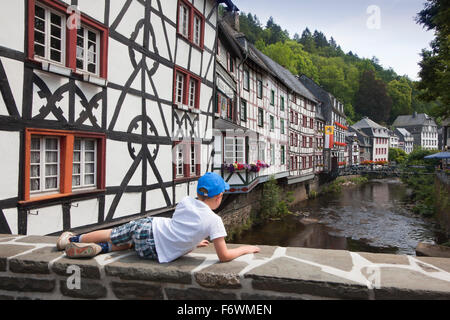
[213,237,260,263]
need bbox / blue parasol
[424,151,450,159]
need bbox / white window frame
[72,138,97,190]
[258,141,266,162]
[193,14,202,46]
[189,78,197,108]
[179,3,189,39]
[257,80,263,99]
[34,3,66,65]
[270,144,275,165]
[76,24,101,76]
[243,69,250,91]
[30,136,61,195]
[190,144,196,175]
[176,72,185,105]
[224,137,245,164]
[176,143,185,178]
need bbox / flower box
[222,161,270,173]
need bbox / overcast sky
[233,0,435,81]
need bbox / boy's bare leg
[79,229,132,252]
[79,229,112,243]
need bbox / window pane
[30,179,40,192]
[45,138,58,150]
[76,47,84,66]
[88,51,95,63]
[180,4,189,37]
[46,151,58,163]
[77,34,84,48]
[85,140,95,150]
[88,30,97,42]
[35,5,45,19]
[30,138,39,150]
[176,73,185,104]
[72,175,81,186]
[73,163,81,175]
[50,50,61,63]
[51,25,61,39]
[194,15,201,45]
[189,79,196,107]
[50,36,61,50]
[85,151,95,162]
[73,151,81,162]
[85,163,95,174]
[85,175,95,185]
[50,12,61,26]
[88,63,96,73]
[46,164,58,176]
[31,152,40,164]
[35,29,45,45]
[45,177,58,189]
[30,165,40,178]
[35,44,45,57]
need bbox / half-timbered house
[298,74,348,172]
[0,0,236,235]
[213,15,285,194]
[253,52,318,185]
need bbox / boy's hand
[246,245,260,254]
[197,240,210,248]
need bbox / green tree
[387,78,413,123]
[354,70,392,123]
[298,28,316,53]
[415,0,450,118]
[389,148,407,164]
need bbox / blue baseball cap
[197,172,230,198]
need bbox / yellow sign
[325,126,334,135]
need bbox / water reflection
[232,179,445,255]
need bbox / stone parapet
[0,234,449,300]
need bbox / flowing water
[232,178,447,256]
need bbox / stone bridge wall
[1,234,450,300]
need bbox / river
[232,178,447,256]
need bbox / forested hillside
[231,12,442,125]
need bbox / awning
[424,152,450,159]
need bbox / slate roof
[218,21,242,59]
[349,127,371,147]
[220,21,318,103]
[351,117,389,138]
[392,113,437,128]
[395,127,412,137]
[253,50,318,103]
[297,74,346,119]
[352,117,386,130]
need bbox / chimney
[413,112,417,118]
[223,10,240,31]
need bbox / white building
[388,130,400,149]
[393,113,439,151]
[352,117,389,163]
[394,128,414,154]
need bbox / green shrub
[259,176,292,222]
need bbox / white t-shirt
[152,197,227,263]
